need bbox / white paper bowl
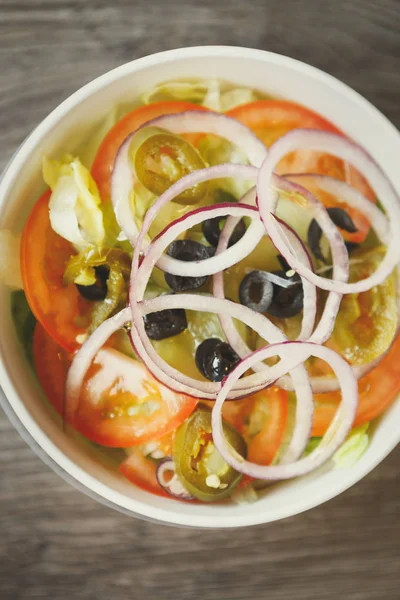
[1,46,399,528]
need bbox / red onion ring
[132,163,258,278]
[156,458,195,500]
[135,203,264,300]
[143,111,268,167]
[211,341,358,480]
[212,188,317,370]
[130,168,347,399]
[257,130,400,294]
[138,295,314,462]
[283,173,390,245]
[272,173,349,344]
[212,176,349,390]
[276,173,396,393]
[128,165,267,401]
[65,308,131,421]
[111,111,267,247]
[131,191,313,413]
[135,294,285,397]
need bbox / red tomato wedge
[221,386,288,465]
[91,101,209,201]
[119,449,170,498]
[312,334,400,437]
[33,324,197,447]
[119,433,175,498]
[21,191,90,352]
[227,100,375,243]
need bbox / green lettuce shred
[11,290,36,365]
[140,79,259,112]
[300,424,370,468]
[333,424,369,468]
[43,155,105,250]
[302,437,322,457]
[231,483,258,505]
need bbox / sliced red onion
[130,184,312,404]
[136,203,264,300]
[156,458,195,500]
[212,189,317,372]
[275,172,396,393]
[111,111,266,248]
[128,166,269,401]
[133,163,258,279]
[129,172,343,401]
[284,173,390,245]
[211,341,358,480]
[110,134,141,244]
[140,291,339,395]
[272,173,348,345]
[257,130,400,294]
[278,355,383,394]
[135,294,286,398]
[144,111,268,167]
[213,177,346,387]
[138,295,314,462]
[65,308,131,421]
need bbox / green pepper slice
[173,405,246,502]
[133,130,207,205]
[333,246,397,365]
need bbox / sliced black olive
[202,188,246,248]
[345,241,359,254]
[277,254,291,271]
[144,308,187,340]
[307,219,327,263]
[327,208,358,233]
[164,240,215,292]
[307,208,358,263]
[266,270,303,318]
[202,216,246,248]
[195,338,240,382]
[239,270,274,313]
[76,265,109,301]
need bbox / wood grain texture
[1,0,399,598]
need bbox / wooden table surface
[1,1,399,598]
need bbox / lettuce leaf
[43,155,105,250]
[300,424,370,468]
[141,79,258,112]
[231,483,258,504]
[302,437,322,457]
[333,424,369,468]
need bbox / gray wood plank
[1,0,399,598]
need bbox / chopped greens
[333,424,369,468]
[11,290,36,365]
[44,155,105,250]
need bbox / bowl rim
[1,45,399,528]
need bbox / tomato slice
[228,100,341,145]
[119,449,170,498]
[227,100,375,243]
[312,334,400,437]
[33,324,197,447]
[221,386,288,465]
[21,191,90,352]
[91,101,209,201]
[119,433,175,498]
